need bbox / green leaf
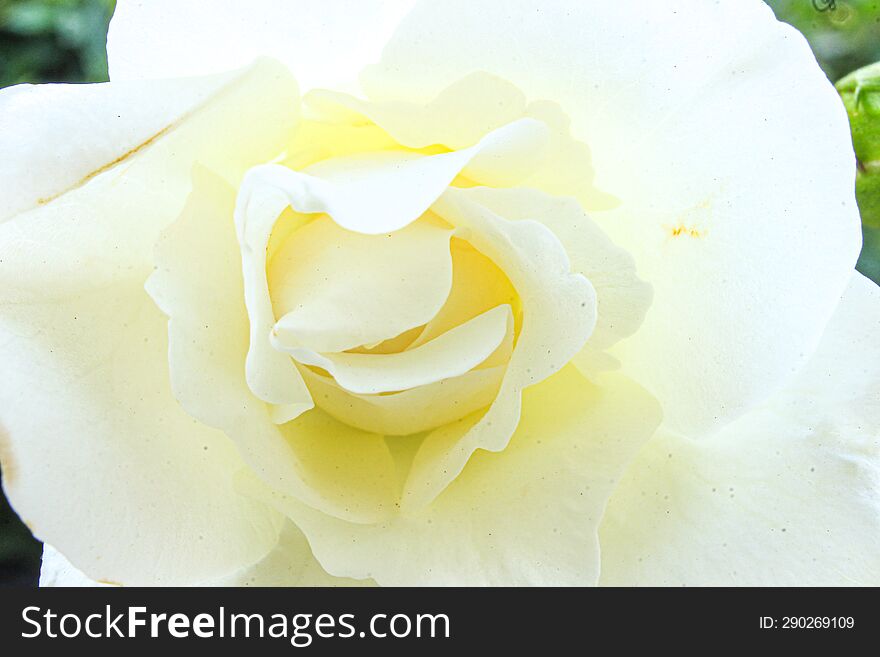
[838,61,880,284]
[857,224,880,284]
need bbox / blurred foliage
[0,0,880,586]
[838,61,880,280]
[0,472,40,586]
[0,0,115,87]
[767,0,880,82]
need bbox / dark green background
[1,0,879,587]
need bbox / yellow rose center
[265,209,521,434]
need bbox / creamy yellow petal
[408,237,519,349]
[211,521,374,587]
[298,364,505,436]
[276,305,511,394]
[268,216,454,353]
[0,291,284,586]
[397,189,597,509]
[242,367,661,586]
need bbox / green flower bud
[837,62,880,229]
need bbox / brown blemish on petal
[96,579,123,587]
[36,124,175,207]
[30,64,264,213]
[0,423,16,487]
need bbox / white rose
[2,0,878,587]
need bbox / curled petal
[275,305,512,394]
[268,216,455,354]
[236,117,549,236]
[456,187,651,374]
[298,364,505,436]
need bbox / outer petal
[1,58,297,230]
[0,61,299,585]
[212,522,373,587]
[599,273,880,586]
[0,73,238,223]
[108,0,417,91]
[364,0,861,436]
[42,522,368,587]
[242,367,662,586]
[40,545,111,588]
[0,293,283,586]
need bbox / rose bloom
[1,0,878,587]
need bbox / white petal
[599,273,880,586]
[236,117,548,236]
[0,291,283,586]
[365,0,862,436]
[0,67,265,223]
[40,545,112,588]
[205,522,372,587]
[268,216,454,354]
[242,367,660,585]
[108,0,417,91]
[0,61,300,586]
[276,305,512,394]
[42,522,369,587]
